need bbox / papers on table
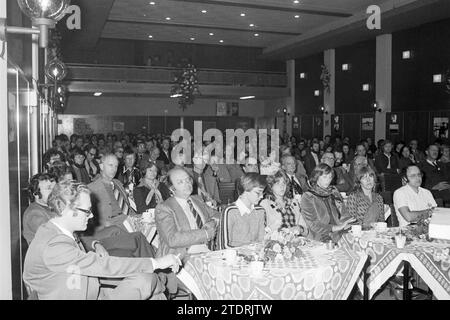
[429,207,450,240]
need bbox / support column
[30,32,39,175]
[375,34,392,142]
[323,49,335,137]
[0,0,13,300]
[286,59,295,136]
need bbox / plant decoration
[171,63,200,111]
[263,229,309,263]
[320,64,331,93]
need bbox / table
[339,230,450,299]
[178,242,368,300]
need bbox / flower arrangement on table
[263,228,309,263]
[171,63,200,111]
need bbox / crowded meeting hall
[2,0,450,303]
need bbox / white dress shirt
[235,198,254,216]
[393,184,437,227]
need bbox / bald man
[155,167,220,258]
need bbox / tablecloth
[179,243,368,300]
[340,231,450,299]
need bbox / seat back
[218,182,237,204]
[381,174,403,192]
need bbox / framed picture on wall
[113,121,125,132]
[389,124,400,135]
[216,102,227,116]
[361,117,374,131]
[433,117,449,138]
[217,101,239,116]
[293,116,299,129]
[332,115,341,135]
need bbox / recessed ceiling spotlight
[201,10,207,13]
[240,13,246,17]
[165,17,171,20]
[190,37,195,41]
[148,35,153,38]
[143,14,147,17]
[295,15,300,19]
[94,92,102,97]
[219,40,224,43]
[249,23,255,27]
[209,32,214,36]
[254,33,259,37]
[149,1,155,5]
[294,0,300,4]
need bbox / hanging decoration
[320,64,331,93]
[171,63,200,111]
[46,28,67,112]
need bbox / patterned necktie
[111,181,130,215]
[187,199,203,229]
[291,176,303,195]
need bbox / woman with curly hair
[260,170,309,237]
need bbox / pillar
[286,59,295,137]
[0,0,13,300]
[375,34,392,142]
[323,49,336,137]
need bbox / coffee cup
[351,225,362,237]
[223,249,237,264]
[395,235,406,249]
[249,261,264,277]
[375,222,387,232]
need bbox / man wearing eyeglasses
[23,181,181,300]
[393,165,437,227]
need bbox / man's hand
[94,243,109,258]
[153,254,182,273]
[203,221,217,240]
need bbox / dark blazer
[116,166,141,187]
[374,153,399,174]
[157,149,172,165]
[155,195,219,258]
[133,183,171,214]
[303,152,320,177]
[23,221,156,300]
[419,160,449,189]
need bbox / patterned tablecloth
[178,243,367,300]
[339,230,450,299]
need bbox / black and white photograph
[1,0,450,306]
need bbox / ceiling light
[240,96,255,100]
[299,72,306,79]
[148,35,153,38]
[190,37,195,41]
[295,15,300,19]
[171,94,182,98]
[342,63,350,71]
[219,40,224,43]
[362,84,370,91]
[165,17,171,20]
[254,33,259,37]
[209,32,214,36]
[201,10,207,13]
[294,0,300,4]
[433,74,442,83]
[314,90,320,96]
[240,13,246,17]
[149,1,156,5]
[249,24,255,27]
[94,92,102,97]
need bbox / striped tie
[187,199,203,229]
[111,181,130,215]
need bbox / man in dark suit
[23,181,180,300]
[157,137,172,165]
[374,140,400,175]
[420,144,450,205]
[116,147,141,189]
[155,167,219,259]
[303,141,321,176]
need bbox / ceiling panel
[102,21,293,47]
